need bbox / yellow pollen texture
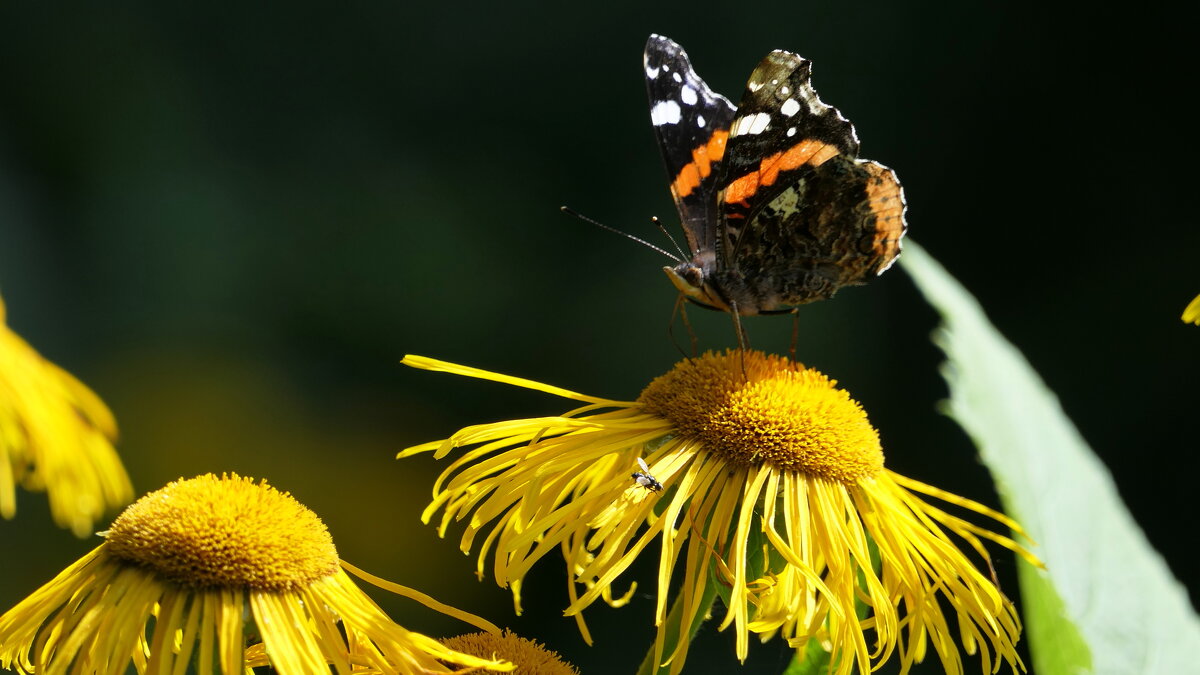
[441,630,579,675]
[638,351,883,482]
[104,473,339,591]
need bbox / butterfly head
[663,262,734,314]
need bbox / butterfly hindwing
[723,155,906,307]
[644,34,737,257]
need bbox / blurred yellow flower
[400,351,1042,675]
[1183,294,1200,324]
[0,473,512,675]
[0,293,132,536]
[441,629,580,675]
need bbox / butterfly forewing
[717,51,861,261]
[644,35,737,257]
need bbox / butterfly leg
[680,297,699,357]
[728,301,752,379]
[728,301,751,351]
[668,295,701,359]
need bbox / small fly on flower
[631,457,663,493]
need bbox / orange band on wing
[865,164,905,259]
[721,139,840,205]
[670,130,730,199]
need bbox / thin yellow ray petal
[216,588,244,675]
[340,561,502,634]
[171,593,202,675]
[249,591,327,674]
[402,355,629,405]
[888,471,1030,539]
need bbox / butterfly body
[645,36,907,316]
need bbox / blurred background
[1,2,1194,673]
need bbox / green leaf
[900,241,1200,675]
[635,577,718,675]
[782,636,835,675]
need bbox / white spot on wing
[747,112,771,135]
[787,126,797,137]
[672,72,682,83]
[646,64,659,79]
[780,98,801,117]
[680,85,698,105]
[651,100,682,126]
[765,185,802,215]
[697,114,706,128]
[730,112,772,137]
[780,85,790,96]
[798,84,833,114]
[748,81,764,92]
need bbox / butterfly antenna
[651,216,690,260]
[560,206,681,262]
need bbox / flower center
[637,350,883,483]
[104,473,340,591]
[441,630,579,675]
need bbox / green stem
[634,580,719,675]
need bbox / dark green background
[1,3,1194,673]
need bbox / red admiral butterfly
[645,35,907,316]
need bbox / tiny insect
[631,457,663,493]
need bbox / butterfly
[644,34,907,316]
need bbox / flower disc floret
[441,630,579,675]
[638,350,883,482]
[105,473,339,591]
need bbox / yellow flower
[441,629,580,675]
[0,473,512,675]
[1183,294,1200,324]
[399,351,1042,675]
[0,293,132,536]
